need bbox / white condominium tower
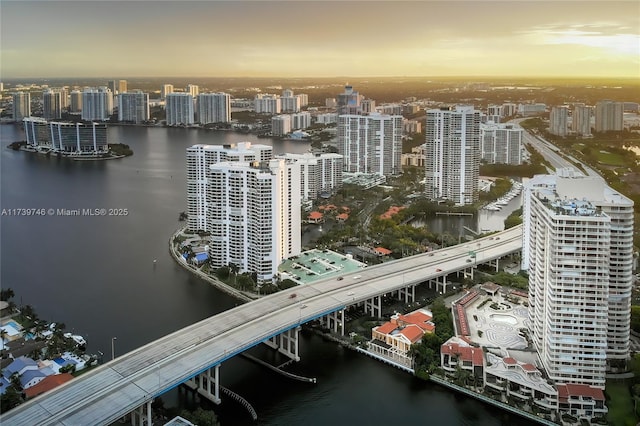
[81,87,113,121]
[595,100,624,132]
[12,92,31,122]
[206,159,301,285]
[118,91,150,123]
[424,106,480,205]
[197,93,231,124]
[523,169,634,388]
[480,122,523,165]
[337,112,402,176]
[166,93,195,126]
[186,143,273,232]
[572,104,593,137]
[42,89,65,120]
[275,152,343,201]
[161,84,174,99]
[549,106,569,137]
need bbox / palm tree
[229,263,239,286]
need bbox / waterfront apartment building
[186,84,199,98]
[549,106,569,137]
[595,100,624,132]
[271,115,292,137]
[43,89,64,120]
[480,122,523,165]
[523,169,634,388]
[254,94,281,114]
[70,90,82,113]
[186,143,273,232]
[118,91,150,123]
[281,89,301,113]
[337,113,403,177]
[275,152,343,201]
[166,93,195,126]
[291,112,311,130]
[161,84,174,100]
[81,87,113,121]
[197,93,231,124]
[23,117,108,153]
[424,106,480,205]
[12,92,31,122]
[572,104,593,137]
[206,159,301,285]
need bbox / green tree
[179,408,220,426]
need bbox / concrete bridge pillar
[266,327,301,361]
[185,364,221,405]
[364,295,382,318]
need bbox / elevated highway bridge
[1,225,523,426]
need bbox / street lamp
[111,336,117,361]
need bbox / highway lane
[1,226,523,426]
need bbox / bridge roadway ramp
[0,226,522,426]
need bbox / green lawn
[606,380,638,426]
[596,150,627,166]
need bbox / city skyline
[1,1,638,79]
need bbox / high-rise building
[205,159,301,285]
[161,84,174,100]
[12,92,31,122]
[595,100,624,132]
[23,117,108,153]
[254,94,281,114]
[165,93,194,126]
[572,104,593,137]
[337,113,403,177]
[271,115,292,137]
[424,106,480,205]
[118,91,150,123]
[550,106,569,137]
[186,143,273,232]
[81,87,113,121]
[275,152,343,201]
[337,84,363,115]
[70,90,83,113]
[523,169,634,388]
[186,84,199,98]
[480,122,522,165]
[42,89,63,120]
[197,92,231,124]
[118,80,128,94]
[281,89,301,113]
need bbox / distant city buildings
[23,117,108,153]
[197,93,231,124]
[424,106,480,205]
[81,87,113,121]
[12,92,31,122]
[166,93,195,126]
[118,91,150,123]
[480,122,523,165]
[337,84,363,115]
[337,113,402,177]
[161,84,174,100]
[523,169,634,388]
[42,89,65,120]
[595,100,624,132]
[572,104,593,137]
[549,106,569,137]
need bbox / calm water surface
[0,124,532,426]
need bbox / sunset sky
[1,1,638,79]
